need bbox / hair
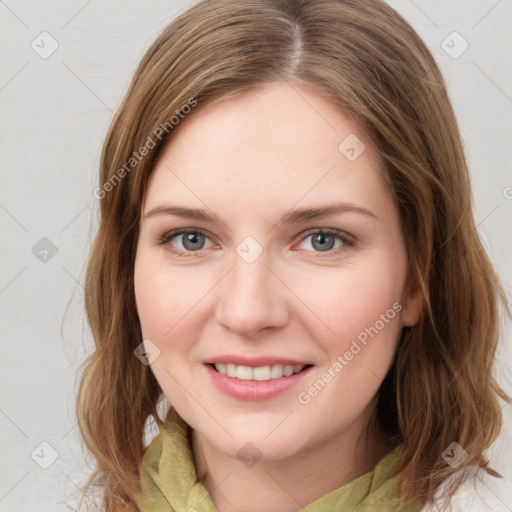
[75,0,510,510]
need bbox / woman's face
[134,81,420,461]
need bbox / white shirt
[421,467,512,512]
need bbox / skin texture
[134,81,421,512]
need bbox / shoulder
[420,467,512,512]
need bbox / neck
[191,410,394,512]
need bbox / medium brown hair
[75,0,510,510]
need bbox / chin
[203,424,308,463]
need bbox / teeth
[213,363,306,380]
[226,363,237,378]
[283,365,294,377]
[253,366,270,381]
[270,364,284,379]
[236,365,253,380]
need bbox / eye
[158,227,355,258]
[158,228,214,256]
[296,228,355,256]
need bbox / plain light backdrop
[1,1,511,510]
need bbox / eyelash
[157,228,356,258]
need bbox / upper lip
[204,355,312,367]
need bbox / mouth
[207,362,314,381]
[205,362,314,400]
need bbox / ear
[400,279,422,327]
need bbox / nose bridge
[215,244,287,336]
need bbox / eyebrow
[143,202,378,225]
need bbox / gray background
[1,1,511,510]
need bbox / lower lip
[204,364,313,400]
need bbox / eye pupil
[183,232,204,250]
[312,233,334,252]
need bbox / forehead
[144,81,392,221]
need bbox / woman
[76,0,511,510]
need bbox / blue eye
[158,228,355,257]
[158,228,213,255]
[298,229,354,255]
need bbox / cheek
[134,263,167,338]
[134,252,201,338]
[303,261,405,352]
[296,267,404,426]
[134,255,202,399]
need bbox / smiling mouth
[208,363,313,381]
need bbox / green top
[135,409,422,512]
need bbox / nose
[215,251,289,339]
